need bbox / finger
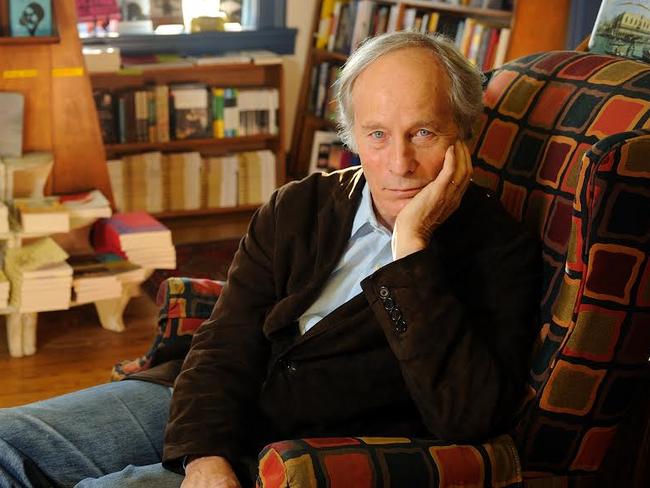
[460,140,473,191]
[436,145,457,190]
[450,141,468,189]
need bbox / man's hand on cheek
[392,140,472,259]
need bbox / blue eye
[370,130,384,139]
[415,129,432,137]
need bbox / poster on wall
[9,0,53,37]
[589,0,650,61]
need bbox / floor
[0,295,158,407]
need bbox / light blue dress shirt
[298,183,394,335]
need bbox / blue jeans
[0,380,184,488]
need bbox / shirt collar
[351,182,391,239]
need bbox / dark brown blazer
[158,167,542,479]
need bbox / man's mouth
[387,187,423,197]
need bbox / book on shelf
[310,62,343,119]
[92,212,176,269]
[0,151,54,202]
[308,130,341,174]
[93,90,117,144]
[316,0,337,49]
[107,159,125,212]
[308,130,359,174]
[170,84,211,140]
[9,0,53,37]
[163,152,201,211]
[492,27,510,68]
[0,92,24,158]
[237,150,276,206]
[201,155,239,208]
[11,197,70,234]
[123,151,164,213]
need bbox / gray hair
[334,31,484,151]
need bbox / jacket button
[284,360,297,374]
[394,319,407,334]
[379,286,390,299]
[390,308,402,322]
[382,297,395,311]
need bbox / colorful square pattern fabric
[472,50,650,480]
[111,277,223,380]
[257,435,521,488]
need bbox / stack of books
[69,255,123,305]
[69,253,147,305]
[92,212,176,270]
[0,270,9,309]
[4,238,72,313]
[11,197,70,234]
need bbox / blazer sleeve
[163,191,278,472]
[360,199,542,443]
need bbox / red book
[92,212,172,254]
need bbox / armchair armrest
[111,277,224,380]
[257,434,522,487]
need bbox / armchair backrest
[470,50,650,476]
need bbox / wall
[284,0,317,147]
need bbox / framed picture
[9,0,53,37]
[588,0,650,61]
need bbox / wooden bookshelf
[289,0,571,178]
[89,62,286,243]
[104,134,280,157]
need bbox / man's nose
[389,137,415,175]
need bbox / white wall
[284,0,317,147]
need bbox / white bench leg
[6,312,38,357]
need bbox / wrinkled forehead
[351,48,453,120]
[353,48,450,93]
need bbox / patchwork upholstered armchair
[114,50,650,487]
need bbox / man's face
[352,48,459,229]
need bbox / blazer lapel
[263,168,365,338]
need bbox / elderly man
[0,31,540,488]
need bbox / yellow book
[427,12,440,33]
[316,0,336,49]
[4,237,69,272]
